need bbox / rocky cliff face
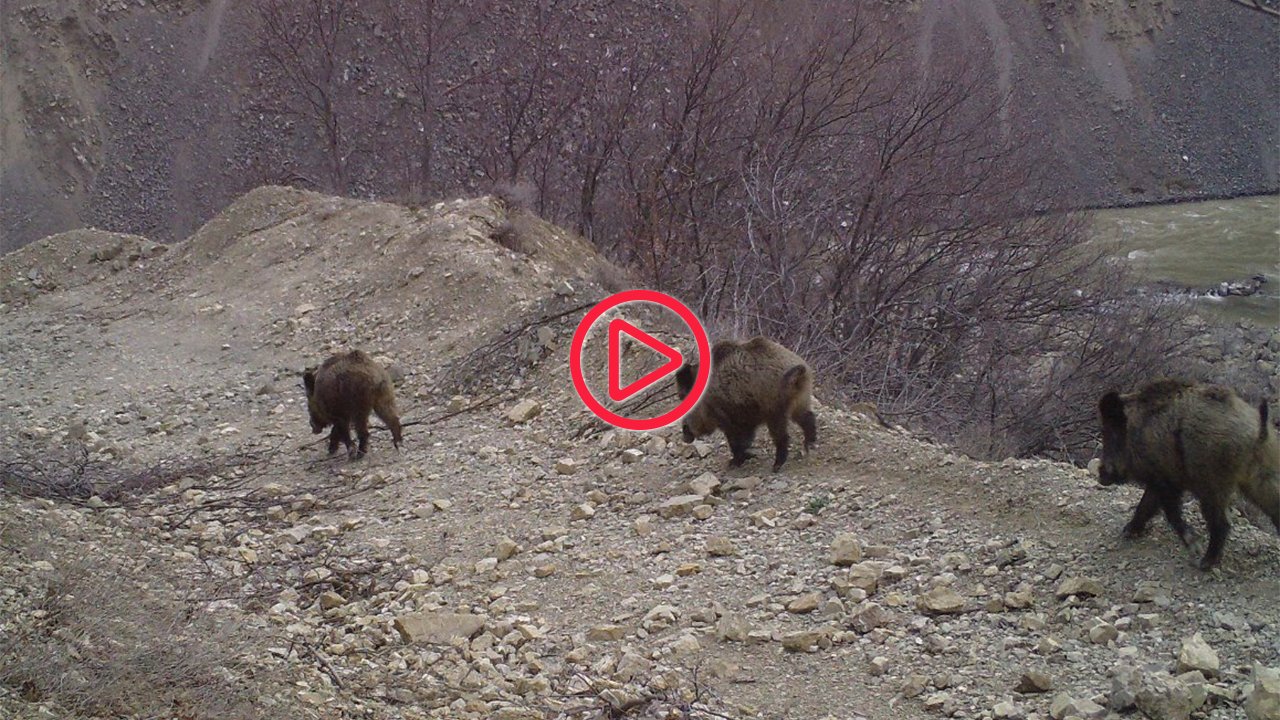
[1,0,1276,251]
[919,0,1278,207]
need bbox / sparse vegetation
[805,494,830,515]
[249,0,1195,463]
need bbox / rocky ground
[0,187,1278,720]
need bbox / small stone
[829,533,863,566]
[691,504,715,520]
[1177,632,1220,678]
[621,448,644,464]
[587,625,626,642]
[507,399,542,424]
[1110,665,1140,711]
[1004,590,1034,609]
[393,612,485,644]
[1014,670,1053,694]
[688,472,720,497]
[570,502,596,521]
[554,458,579,475]
[902,674,929,698]
[706,536,737,557]
[846,562,883,594]
[716,614,750,642]
[781,630,826,652]
[848,601,891,634]
[923,693,951,712]
[634,516,654,536]
[656,494,703,518]
[317,591,346,610]
[533,564,556,578]
[675,562,702,576]
[1049,692,1107,720]
[993,700,1025,719]
[495,538,519,560]
[787,592,822,614]
[868,656,891,676]
[1245,665,1280,720]
[237,547,258,563]
[1088,619,1119,645]
[917,587,965,615]
[1136,671,1199,720]
[1055,576,1103,599]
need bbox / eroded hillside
[1,0,1277,251]
[0,188,1278,720]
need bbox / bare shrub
[0,539,260,719]
[582,0,1189,462]
[246,0,1191,462]
[0,441,246,505]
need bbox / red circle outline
[569,290,711,431]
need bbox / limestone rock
[393,612,486,644]
[1049,692,1107,720]
[715,613,750,642]
[587,625,626,642]
[786,592,822,614]
[705,535,737,557]
[507,399,543,424]
[829,533,863,566]
[1136,670,1201,720]
[656,494,703,518]
[917,587,965,615]
[1014,670,1053,694]
[1055,576,1103,599]
[687,472,720,497]
[1246,665,1280,720]
[495,537,519,560]
[1177,632,1220,678]
[781,629,827,652]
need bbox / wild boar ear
[303,370,316,395]
[1099,391,1126,428]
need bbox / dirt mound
[0,227,165,306]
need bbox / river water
[1090,194,1280,327]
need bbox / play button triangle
[607,318,684,402]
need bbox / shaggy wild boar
[1097,379,1280,570]
[674,336,817,472]
[303,350,403,460]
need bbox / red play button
[569,290,711,432]
[607,318,684,402]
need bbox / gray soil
[1,188,1277,720]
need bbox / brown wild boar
[303,350,403,460]
[1097,379,1280,570]
[674,336,817,472]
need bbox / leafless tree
[254,0,362,193]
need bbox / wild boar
[1097,379,1279,569]
[674,336,817,472]
[303,349,403,460]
